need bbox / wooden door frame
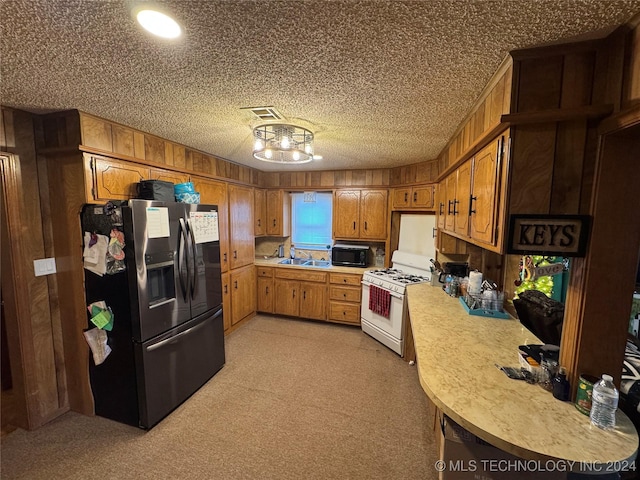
[560,108,640,391]
[1,152,35,429]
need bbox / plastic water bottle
[590,374,619,430]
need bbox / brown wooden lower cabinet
[299,282,326,320]
[328,272,362,325]
[273,269,327,320]
[230,265,256,326]
[256,267,364,325]
[256,267,274,314]
[221,272,231,331]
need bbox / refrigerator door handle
[145,308,223,352]
[178,218,189,302]
[186,218,198,299]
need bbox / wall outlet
[34,258,57,277]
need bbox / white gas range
[361,251,432,356]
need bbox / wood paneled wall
[42,110,440,190]
[1,108,69,429]
[39,111,261,187]
[622,16,640,106]
[437,59,513,178]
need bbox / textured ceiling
[1,1,639,172]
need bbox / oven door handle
[361,280,404,299]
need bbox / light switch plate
[34,258,57,277]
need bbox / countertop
[406,282,638,468]
[254,256,369,275]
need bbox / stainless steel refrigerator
[81,199,225,429]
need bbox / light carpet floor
[1,315,439,479]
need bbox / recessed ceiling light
[136,9,182,39]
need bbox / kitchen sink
[277,258,331,268]
[278,258,308,265]
[302,259,331,267]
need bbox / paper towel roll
[468,270,483,295]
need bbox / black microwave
[331,244,369,267]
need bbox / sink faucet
[296,250,311,259]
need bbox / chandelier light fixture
[252,124,314,164]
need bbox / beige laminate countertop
[254,256,369,275]
[407,282,638,468]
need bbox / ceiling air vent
[242,106,284,121]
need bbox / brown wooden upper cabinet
[192,177,230,273]
[228,184,255,269]
[436,130,509,252]
[85,153,149,202]
[266,190,291,237]
[254,188,266,236]
[391,185,435,210]
[333,189,388,240]
[469,135,504,246]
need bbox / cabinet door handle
[224,285,228,294]
[292,289,296,299]
[432,227,437,238]
[233,250,237,259]
[353,221,356,230]
[364,221,368,230]
[447,200,453,215]
[469,195,477,215]
[273,219,276,227]
[266,286,269,294]
[439,202,444,215]
[413,192,417,202]
[234,281,238,289]
[303,290,306,300]
[257,219,261,227]
[404,192,408,202]
[453,199,459,215]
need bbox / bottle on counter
[590,374,619,430]
[375,248,384,267]
[290,244,295,259]
[552,367,571,401]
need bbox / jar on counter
[375,248,384,267]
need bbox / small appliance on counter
[331,244,369,267]
[438,261,469,282]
